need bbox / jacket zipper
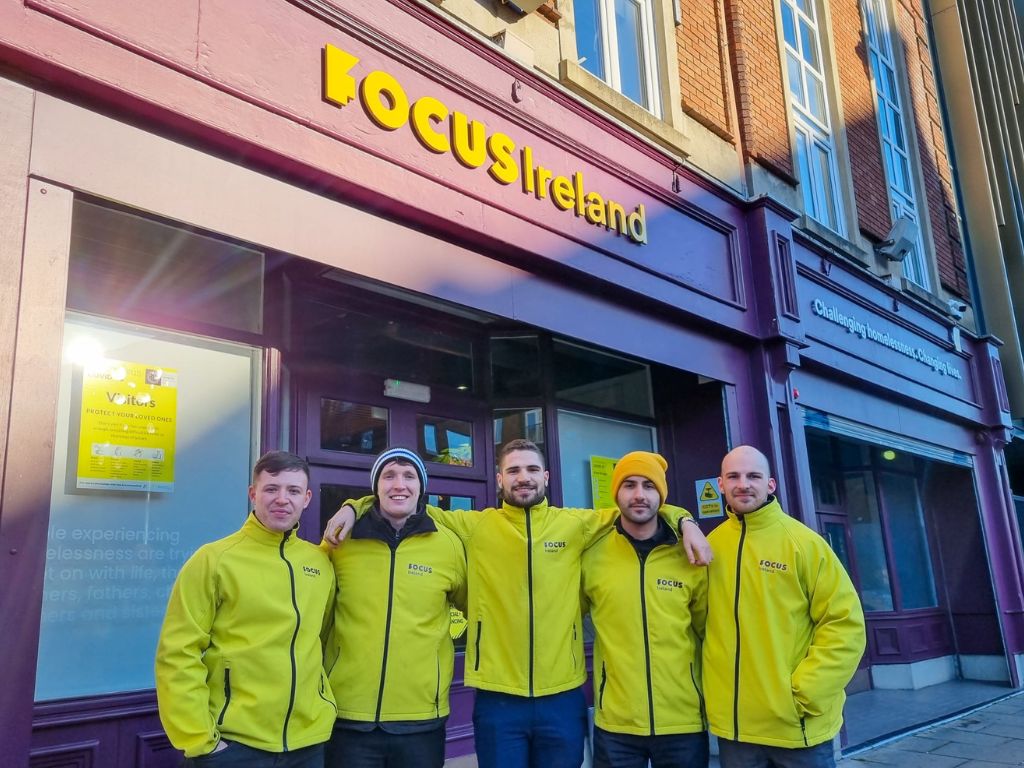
[474,621,482,671]
[374,539,399,722]
[571,623,577,669]
[216,666,232,726]
[598,662,607,709]
[800,716,808,746]
[690,663,707,729]
[434,651,441,718]
[637,550,656,736]
[525,504,535,698]
[280,530,299,752]
[732,516,747,741]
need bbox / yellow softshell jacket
[703,498,866,749]
[155,514,337,758]
[325,509,467,722]
[348,496,691,697]
[582,517,708,736]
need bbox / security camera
[947,299,968,319]
[875,215,918,262]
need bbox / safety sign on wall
[694,477,724,519]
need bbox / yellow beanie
[611,451,669,505]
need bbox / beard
[501,482,547,509]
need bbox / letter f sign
[324,44,360,107]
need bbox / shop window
[494,408,546,457]
[844,471,895,612]
[36,315,259,700]
[418,414,474,466]
[428,494,475,511]
[574,0,662,115]
[556,410,655,507]
[68,199,264,334]
[301,300,475,393]
[553,340,653,418]
[490,336,542,398]
[321,399,389,454]
[878,472,937,609]
[780,0,846,234]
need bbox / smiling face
[718,446,777,515]
[249,468,312,533]
[376,459,422,528]
[615,475,661,539]
[497,449,549,509]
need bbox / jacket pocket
[474,621,482,672]
[598,663,607,710]
[216,666,232,726]
[318,670,337,713]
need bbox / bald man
[703,446,865,768]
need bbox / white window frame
[780,0,846,235]
[574,0,662,117]
[863,0,931,290]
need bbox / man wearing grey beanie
[322,446,467,768]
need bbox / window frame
[574,0,663,117]
[862,0,932,290]
[779,0,847,235]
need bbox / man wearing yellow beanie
[581,451,709,768]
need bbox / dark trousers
[183,741,324,768]
[593,728,709,768]
[472,687,587,768]
[324,725,445,768]
[717,738,836,768]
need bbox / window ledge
[796,215,873,265]
[558,59,690,159]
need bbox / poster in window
[590,455,617,510]
[76,359,178,492]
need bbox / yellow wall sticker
[323,44,648,245]
[76,359,178,493]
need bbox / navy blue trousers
[183,741,324,768]
[593,728,709,768]
[472,687,587,768]
[717,738,836,768]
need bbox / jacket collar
[242,511,296,545]
[352,503,438,544]
[724,495,784,530]
[501,497,550,515]
[614,513,677,548]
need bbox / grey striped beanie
[370,447,428,493]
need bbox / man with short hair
[323,446,467,768]
[581,451,709,768]
[325,439,712,768]
[156,451,336,767]
[704,445,865,768]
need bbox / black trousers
[183,741,324,768]
[592,728,709,768]
[324,725,445,768]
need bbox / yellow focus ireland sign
[76,359,178,492]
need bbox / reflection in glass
[321,399,388,454]
[418,415,474,466]
[879,473,937,609]
[428,494,475,511]
[575,0,606,80]
[557,410,655,507]
[844,471,894,611]
[615,0,646,106]
[823,521,854,579]
[553,340,653,418]
[494,408,545,452]
[490,336,542,398]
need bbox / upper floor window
[863,0,931,290]
[575,0,661,115]
[781,0,845,234]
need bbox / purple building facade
[0,1,1021,766]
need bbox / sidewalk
[839,690,1024,767]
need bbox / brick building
[0,0,1021,766]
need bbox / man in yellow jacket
[155,451,337,767]
[325,439,712,768]
[704,446,865,768]
[581,451,709,768]
[323,447,467,768]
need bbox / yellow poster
[76,359,178,492]
[590,455,618,509]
